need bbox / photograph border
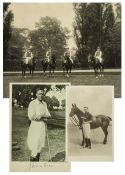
[66,85,114,161]
[10,82,71,172]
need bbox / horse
[41,58,48,75]
[88,55,104,78]
[62,57,73,77]
[69,104,112,147]
[21,57,36,77]
[48,56,56,76]
[41,56,56,76]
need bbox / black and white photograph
[10,83,70,172]
[3,2,121,98]
[66,86,113,161]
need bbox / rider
[82,106,93,149]
[46,46,52,63]
[94,46,103,63]
[24,48,33,64]
[64,48,73,64]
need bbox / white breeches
[26,57,32,64]
[27,121,46,156]
[70,58,73,64]
[96,56,103,63]
[83,123,91,139]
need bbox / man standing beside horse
[82,106,93,149]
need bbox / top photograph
[3,3,121,98]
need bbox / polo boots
[85,138,88,148]
[88,139,91,149]
[36,153,40,161]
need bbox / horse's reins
[70,115,81,129]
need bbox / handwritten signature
[26,162,54,171]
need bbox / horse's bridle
[70,115,81,128]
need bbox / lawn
[12,108,65,162]
[4,73,121,98]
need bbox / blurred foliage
[73,3,121,68]
[3,3,14,68]
[4,15,70,68]
[30,16,70,59]
[12,84,66,109]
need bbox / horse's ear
[72,103,74,107]
[74,104,76,107]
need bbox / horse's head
[70,104,84,127]
[69,103,78,117]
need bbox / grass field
[12,108,65,162]
[4,73,121,98]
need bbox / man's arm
[83,113,93,124]
[46,51,49,57]
[31,52,33,58]
[100,51,102,58]
[44,103,51,118]
[94,51,97,58]
[24,52,27,58]
[28,101,36,120]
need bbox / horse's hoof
[103,141,106,144]
[96,76,98,79]
[102,74,104,77]
[24,76,26,78]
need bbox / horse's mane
[75,107,84,117]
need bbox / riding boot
[85,138,88,147]
[88,139,91,149]
[36,153,40,161]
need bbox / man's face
[36,90,44,101]
[84,107,88,112]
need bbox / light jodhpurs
[27,121,46,157]
[83,123,91,139]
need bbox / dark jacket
[83,112,93,122]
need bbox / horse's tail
[107,116,112,126]
[108,116,112,121]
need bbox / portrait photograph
[66,86,114,161]
[3,2,121,98]
[10,83,70,172]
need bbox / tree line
[3,3,121,70]
[73,3,121,67]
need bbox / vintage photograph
[10,83,70,172]
[66,86,113,161]
[3,3,121,98]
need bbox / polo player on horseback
[94,46,103,63]
[24,48,33,64]
[46,46,52,63]
[64,48,74,64]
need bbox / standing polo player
[82,106,92,149]
[27,89,51,161]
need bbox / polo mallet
[45,123,52,161]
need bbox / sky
[66,86,113,118]
[9,3,76,48]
